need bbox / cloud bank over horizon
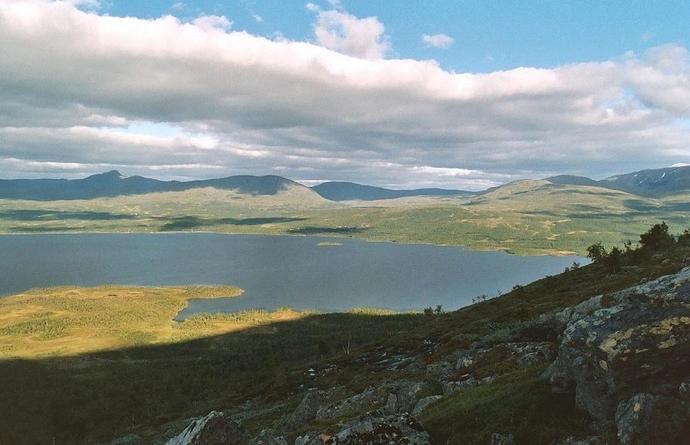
[1,0,690,189]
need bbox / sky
[1,0,690,189]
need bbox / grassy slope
[1,181,689,255]
[1,240,688,444]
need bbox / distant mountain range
[311,181,473,201]
[2,165,690,201]
[546,166,690,197]
[0,170,301,201]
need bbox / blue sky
[1,0,690,186]
[105,0,690,72]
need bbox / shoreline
[0,229,581,257]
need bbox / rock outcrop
[156,267,690,445]
[326,413,430,444]
[546,267,690,443]
[166,411,243,445]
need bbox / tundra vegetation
[3,178,690,255]
[0,223,688,444]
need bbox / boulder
[455,343,553,373]
[411,395,443,417]
[489,432,514,445]
[382,380,439,413]
[552,436,603,445]
[110,434,142,445]
[426,360,454,381]
[294,433,327,445]
[442,377,477,395]
[165,411,243,445]
[615,393,688,445]
[249,429,288,445]
[287,387,348,427]
[546,267,690,437]
[315,386,388,421]
[326,413,430,444]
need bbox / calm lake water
[0,234,586,318]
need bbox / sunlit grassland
[0,285,303,358]
[1,182,690,254]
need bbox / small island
[317,241,343,247]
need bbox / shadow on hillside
[159,216,307,231]
[0,311,421,445]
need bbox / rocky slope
[141,267,690,445]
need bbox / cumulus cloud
[309,4,390,60]
[0,0,690,186]
[191,15,232,31]
[250,11,263,23]
[422,33,454,49]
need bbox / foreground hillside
[0,224,688,444]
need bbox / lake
[0,233,587,318]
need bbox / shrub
[603,246,623,273]
[677,229,690,246]
[639,222,674,251]
[586,242,607,262]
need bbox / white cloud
[63,0,101,9]
[641,31,655,42]
[0,1,690,187]
[310,6,389,60]
[191,15,232,31]
[250,11,263,23]
[422,33,454,49]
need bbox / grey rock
[165,411,243,445]
[327,413,430,444]
[504,342,554,366]
[384,393,398,415]
[315,386,388,421]
[426,360,454,380]
[615,393,688,445]
[294,433,324,445]
[411,395,443,417]
[546,267,690,433]
[615,394,659,445]
[489,432,514,445]
[442,377,477,395]
[287,387,348,427]
[552,436,603,445]
[314,380,436,421]
[479,375,496,385]
[383,380,438,413]
[110,435,142,445]
[456,343,553,372]
[249,429,288,445]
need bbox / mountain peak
[84,170,125,182]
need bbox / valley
[2,166,690,256]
